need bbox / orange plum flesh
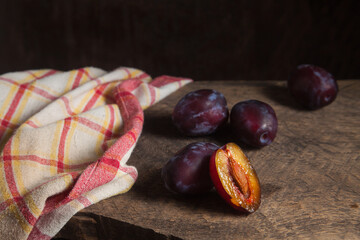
[209,143,261,213]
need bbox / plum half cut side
[209,143,261,213]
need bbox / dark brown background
[1,0,359,80]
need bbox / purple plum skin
[161,142,219,195]
[288,64,338,110]
[172,89,229,136]
[230,100,278,148]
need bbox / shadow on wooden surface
[54,213,182,240]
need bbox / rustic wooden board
[55,80,360,240]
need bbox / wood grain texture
[55,80,360,240]
[1,1,360,80]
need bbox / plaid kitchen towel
[0,67,192,239]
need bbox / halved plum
[209,143,261,213]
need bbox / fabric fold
[0,67,192,239]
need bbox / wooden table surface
[55,80,360,240]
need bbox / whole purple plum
[172,89,229,136]
[161,142,219,195]
[288,64,338,110]
[230,100,278,148]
